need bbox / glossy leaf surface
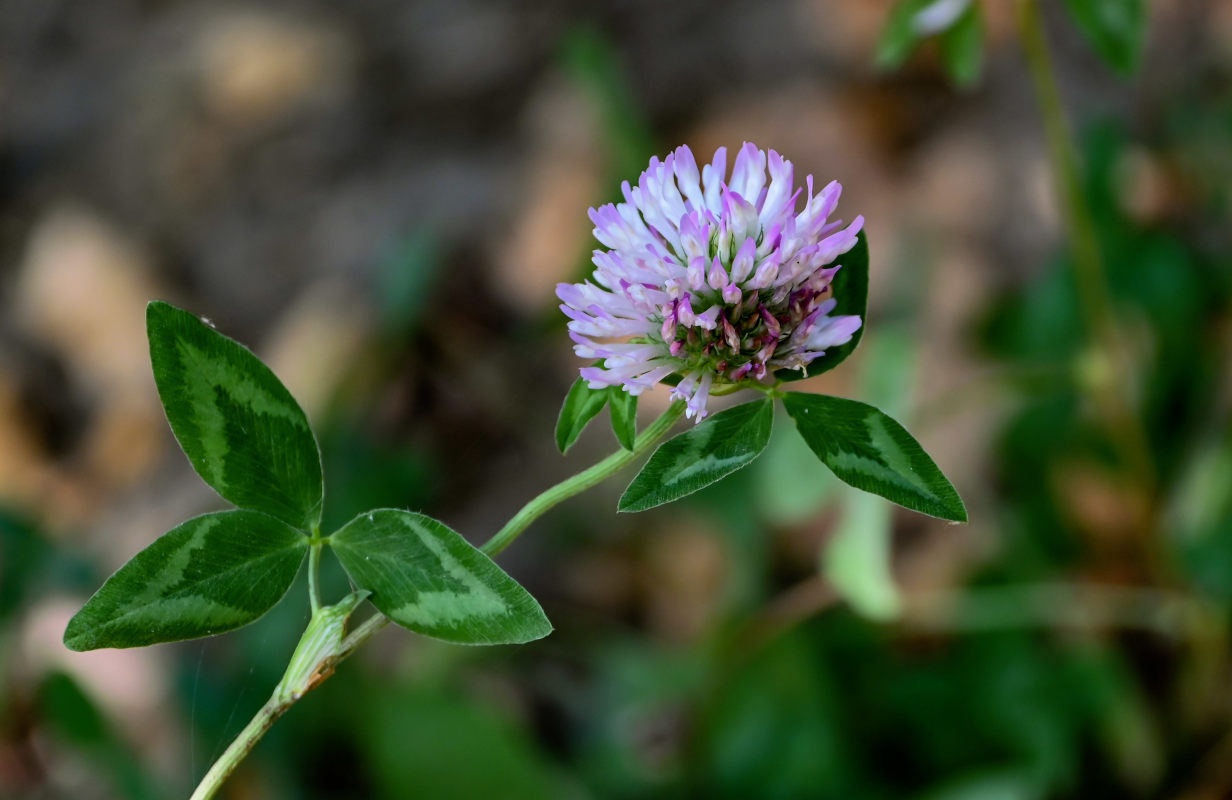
[619,398,774,512]
[555,377,609,453]
[783,393,965,522]
[64,511,307,650]
[147,302,323,530]
[608,388,638,451]
[330,509,552,645]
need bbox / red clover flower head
[558,143,863,421]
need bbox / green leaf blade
[783,393,966,522]
[608,388,638,451]
[147,302,323,530]
[555,377,609,453]
[329,509,552,645]
[1062,0,1145,77]
[619,398,774,512]
[64,510,307,651]
[940,1,983,88]
[776,231,868,383]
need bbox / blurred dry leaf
[20,600,174,765]
[261,281,375,422]
[1052,459,1152,553]
[196,10,352,127]
[641,522,728,643]
[0,378,53,517]
[16,208,156,395]
[12,208,165,526]
[497,76,606,312]
[559,549,637,616]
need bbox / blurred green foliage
[877,0,985,88]
[38,671,160,800]
[1061,0,1146,77]
[878,0,1146,86]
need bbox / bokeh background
[2,1,1231,797]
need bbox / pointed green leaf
[329,509,552,645]
[1062,0,1145,77]
[64,511,307,651]
[776,231,868,383]
[608,387,638,451]
[783,392,966,521]
[555,377,609,453]
[939,1,983,88]
[147,302,323,530]
[619,398,774,512]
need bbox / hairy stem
[188,398,686,798]
[188,697,285,800]
[480,399,686,557]
[188,590,368,800]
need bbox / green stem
[339,611,389,655]
[1015,0,1157,500]
[481,400,686,557]
[1016,0,1113,342]
[188,696,284,800]
[188,590,368,800]
[301,401,687,688]
[187,399,686,798]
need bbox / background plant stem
[1015,0,1163,570]
[1016,0,1115,346]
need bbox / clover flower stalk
[559,142,865,420]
